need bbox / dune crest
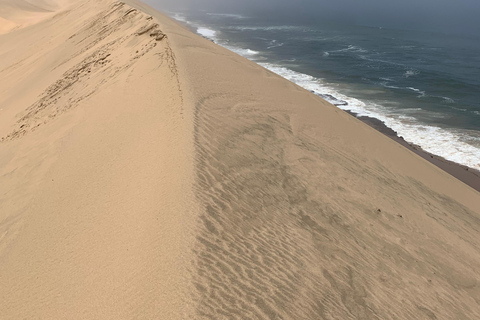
[1,0,196,318]
[1,2,170,142]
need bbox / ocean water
[171,11,480,170]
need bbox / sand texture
[1,0,480,319]
[1,0,196,318]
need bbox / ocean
[171,10,480,170]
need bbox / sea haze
[169,10,480,170]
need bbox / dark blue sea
[171,10,480,170]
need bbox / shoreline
[180,15,480,193]
[172,14,480,189]
[179,22,480,192]
[346,110,480,192]
[184,18,480,193]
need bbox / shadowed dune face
[181,44,480,317]
[191,93,480,319]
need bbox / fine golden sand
[1,0,480,319]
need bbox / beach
[1,0,480,319]
[349,111,480,192]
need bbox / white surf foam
[330,45,368,54]
[224,46,259,56]
[227,25,308,32]
[257,62,480,170]
[407,87,426,97]
[267,40,284,49]
[197,27,217,39]
[207,13,248,19]
[172,13,187,22]
[195,26,260,57]
[404,70,420,78]
[379,82,402,89]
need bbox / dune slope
[127,1,480,318]
[1,0,480,319]
[0,0,196,318]
[179,33,480,320]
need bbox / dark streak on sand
[345,110,480,193]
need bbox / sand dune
[1,1,196,318]
[1,0,480,319]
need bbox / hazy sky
[145,0,480,35]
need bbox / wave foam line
[170,12,480,170]
[258,63,480,170]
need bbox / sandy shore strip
[1,0,480,319]
[347,111,480,192]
